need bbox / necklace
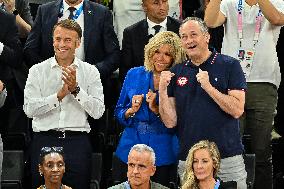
[42,184,63,189]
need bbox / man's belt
[37,130,87,139]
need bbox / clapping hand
[62,66,77,93]
[57,66,77,101]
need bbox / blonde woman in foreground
[182,140,237,189]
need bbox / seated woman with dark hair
[182,140,237,189]
[38,147,72,189]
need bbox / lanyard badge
[236,0,263,78]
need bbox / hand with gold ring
[125,95,143,119]
[131,95,143,110]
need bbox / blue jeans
[240,82,277,189]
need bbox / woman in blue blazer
[114,31,186,187]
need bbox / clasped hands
[125,90,159,119]
[57,66,77,101]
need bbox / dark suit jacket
[0,9,24,108]
[16,0,33,26]
[24,0,120,80]
[0,10,22,70]
[119,16,180,82]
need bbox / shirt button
[78,99,80,102]
[54,104,57,107]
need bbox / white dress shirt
[0,88,7,108]
[147,17,167,36]
[0,42,4,55]
[60,0,85,61]
[24,57,105,133]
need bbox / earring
[39,172,43,176]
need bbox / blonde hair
[144,31,186,71]
[182,140,221,189]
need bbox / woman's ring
[134,100,139,103]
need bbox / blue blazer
[114,67,179,166]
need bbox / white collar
[147,17,167,29]
[63,0,84,13]
[51,56,80,69]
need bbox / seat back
[90,153,103,189]
[1,150,24,188]
[2,133,27,151]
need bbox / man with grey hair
[108,144,169,189]
[159,17,247,188]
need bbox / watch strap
[71,85,80,95]
[12,9,19,16]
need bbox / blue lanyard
[123,181,131,189]
[214,179,221,189]
[1,3,5,10]
[59,0,84,20]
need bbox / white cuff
[0,42,4,55]
[46,93,60,109]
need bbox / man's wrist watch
[12,9,19,16]
[71,85,80,96]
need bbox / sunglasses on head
[40,146,64,157]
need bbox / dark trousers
[30,132,92,189]
[240,83,277,189]
[112,155,178,188]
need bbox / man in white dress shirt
[24,19,105,189]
